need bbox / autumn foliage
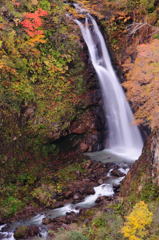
[121,201,153,240]
[123,39,159,129]
[20,8,48,37]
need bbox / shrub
[121,201,153,240]
[53,229,88,240]
[69,231,88,240]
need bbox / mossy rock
[0,197,24,218]
[31,184,57,207]
[14,225,39,239]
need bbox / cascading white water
[75,15,143,160]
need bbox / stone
[80,143,89,152]
[14,225,39,239]
[73,193,81,200]
[95,196,107,203]
[86,188,95,195]
[65,191,73,199]
[65,212,77,224]
[71,124,87,134]
[98,178,104,185]
[53,201,64,208]
[111,168,125,177]
[76,170,81,177]
[84,160,92,169]
[42,218,53,225]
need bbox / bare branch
[127,22,151,36]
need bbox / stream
[0,5,143,240]
[0,152,131,240]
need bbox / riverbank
[0,151,130,239]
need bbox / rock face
[120,130,159,198]
[69,90,106,152]
[151,131,159,186]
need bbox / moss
[56,162,86,183]
[31,184,57,207]
[14,226,28,239]
[0,196,24,218]
[87,211,123,240]
[69,232,88,240]
[140,182,159,202]
[52,227,88,240]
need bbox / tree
[123,39,159,129]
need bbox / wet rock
[1,224,11,232]
[86,188,95,195]
[43,217,52,225]
[71,124,87,134]
[88,168,93,174]
[76,170,81,177]
[73,193,81,200]
[65,212,77,224]
[106,196,114,201]
[38,225,48,238]
[77,185,94,195]
[95,196,107,203]
[65,191,73,199]
[80,143,89,152]
[78,208,86,215]
[52,201,64,208]
[46,213,77,229]
[95,196,113,204]
[90,174,97,180]
[12,205,43,222]
[96,167,104,176]
[113,185,120,192]
[101,176,109,181]
[84,160,92,169]
[63,199,72,205]
[98,178,104,185]
[78,187,85,194]
[14,225,39,239]
[111,168,125,177]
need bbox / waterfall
[75,15,143,160]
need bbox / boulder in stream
[14,225,39,239]
[111,167,125,177]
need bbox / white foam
[0,225,6,231]
[46,204,79,219]
[107,169,113,177]
[76,184,114,208]
[112,177,125,186]
[0,232,15,240]
[29,214,45,225]
[105,148,142,161]
[119,167,130,175]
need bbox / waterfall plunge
[75,16,143,160]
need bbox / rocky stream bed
[0,151,131,240]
